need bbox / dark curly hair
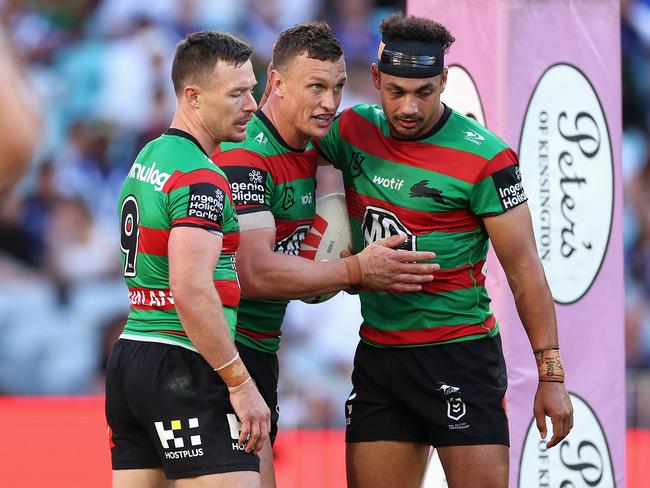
[380,13,455,52]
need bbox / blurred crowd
[1,0,648,429]
[0,0,399,429]
[623,0,650,426]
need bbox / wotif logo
[128,162,170,191]
[372,175,404,190]
[518,63,613,304]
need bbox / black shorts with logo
[345,335,509,447]
[106,339,259,478]
[237,342,280,445]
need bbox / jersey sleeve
[166,168,231,234]
[212,149,274,216]
[313,111,346,170]
[470,148,528,217]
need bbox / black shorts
[237,342,279,445]
[105,339,259,479]
[345,335,509,447]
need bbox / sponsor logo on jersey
[301,193,313,205]
[464,129,485,145]
[280,185,295,210]
[362,205,415,251]
[128,162,171,191]
[372,175,405,190]
[154,418,204,460]
[226,166,266,207]
[518,393,614,487]
[410,179,445,203]
[273,224,309,256]
[254,132,267,145]
[187,183,225,225]
[492,164,527,211]
[348,151,366,178]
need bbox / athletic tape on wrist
[534,347,565,383]
[344,255,362,286]
[215,356,250,389]
[214,352,240,371]
[228,376,254,394]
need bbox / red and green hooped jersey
[118,129,240,350]
[212,111,317,353]
[315,104,527,348]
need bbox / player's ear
[269,68,285,98]
[371,64,381,90]
[183,84,200,108]
[439,66,448,94]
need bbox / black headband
[378,38,445,78]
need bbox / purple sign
[407,1,624,486]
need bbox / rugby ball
[299,193,352,304]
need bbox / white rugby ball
[299,193,352,304]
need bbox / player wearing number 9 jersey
[106,31,270,488]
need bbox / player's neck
[169,109,217,155]
[261,101,309,150]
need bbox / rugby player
[106,31,269,488]
[211,22,439,487]
[315,13,574,488]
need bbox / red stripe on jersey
[421,260,485,294]
[311,214,328,235]
[140,227,237,254]
[169,168,231,193]
[340,110,489,184]
[236,327,282,340]
[162,170,185,193]
[222,232,240,255]
[152,329,188,337]
[213,148,318,185]
[138,227,169,255]
[360,314,497,346]
[477,149,519,180]
[129,280,240,310]
[345,187,481,233]
[172,216,222,231]
[275,218,313,241]
[212,148,265,168]
[215,279,241,308]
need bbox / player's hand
[229,380,271,454]
[533,381,573,448]
[357,234,438,292]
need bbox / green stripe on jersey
[119,130,240,349]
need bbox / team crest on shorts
[446,398,466,421]
[437,382,470,428]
